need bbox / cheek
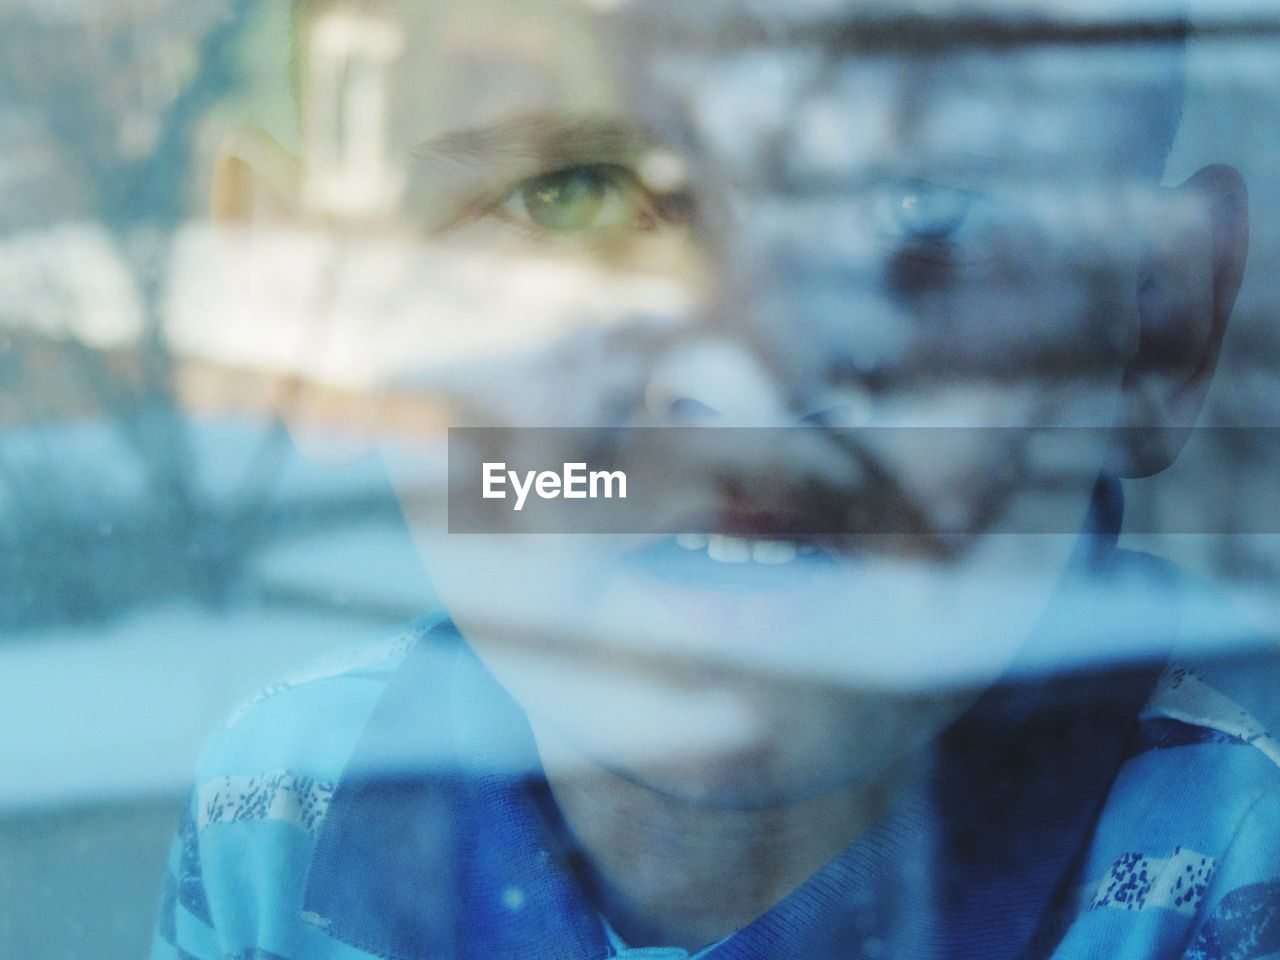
[870,377,1118,475]
[892,248,1140,384]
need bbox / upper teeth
[677,533,804,565]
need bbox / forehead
[368,0,1177,176]
[387,0,619,138]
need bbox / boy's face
[271,0,1244,805]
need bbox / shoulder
[1141,655,1280,958]
[196,620,431,833]
[1037,647,1280,959]
[154,618,458,960]
[1094,651,1280,885]
[1180,785,1280,960]
[196,624,423,784]
[189,614,472,823]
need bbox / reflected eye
[500,164,650,235]
[873,179,978,244]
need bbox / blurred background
[1,1,1278,957]
[0,5,439,957]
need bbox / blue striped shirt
[152,565,1280,960]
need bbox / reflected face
[341,0,1189,804]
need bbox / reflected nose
[644,338,787,426]
[796,383,877,429]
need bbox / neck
[531,723,909,953]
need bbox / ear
[1109,164,1248,478]
[211,127,305,223]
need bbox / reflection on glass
[0,2,1278,959]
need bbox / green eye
[502,164,645,235]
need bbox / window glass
[1,2,1278,958]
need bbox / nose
[644,338,788,426]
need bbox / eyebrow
[411,114,657,171]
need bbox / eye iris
[897,183,970,240]
[522,167,610,232]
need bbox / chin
[559,696,916,809]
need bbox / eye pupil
[521,167,610,232]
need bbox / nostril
[798,386,875,430]
[667,396,719,423]
[798,409,831,426]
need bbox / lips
[611,429,966,590]
[620,473,969,595]
[658,503,853,553]
[621,504,845,592]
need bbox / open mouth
[622,533,840,592]
[622,508,844,591]
[672,533,823,566]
